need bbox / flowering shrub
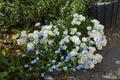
[17,13,107,78]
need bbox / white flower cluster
[71,13,86,25]
[17,13,107,72]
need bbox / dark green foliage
[0,0,87,28]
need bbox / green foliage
[0,0,87,28]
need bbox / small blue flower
[61,56,64,60]
[52,65,56,69]
[89,40,95,44]
[48,68,53,73]
[24,64,29,68]
[76,66,81,70]
[22,54,26,57]
[96,38,102,42]
[27,47,33,52]
[63,66,67,71]
[60,45,67,50]
[46,48,48,51]
[65,54,71,62]
[56,62,62,67]
[55,48,61,54]
[72,68,76,72]
[82,50,88,55]
[31,59,37,64]
[35,50,40,55]
[87,60,92,65]
[52,60,56,64]
[92,29,96,33]
[41,73,44,77]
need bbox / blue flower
[61,56,64,60]
[31,59,37,64]
[55,48,61,54]
[41,73,44,77]
[72,68,76,72]
[60,45,67,50]
[46,48,48,51]
[27,47,33,52]
[56,62,62,67]
[82,49,88,55]
[52,65,56,69]
[76,66,81,70]
[63,66,67,71]
[96,38,102,42]
[89,40,95,44]
[87,60,92,65]
[52,60,56,64]
[92,29,96,33]
[35,50,40,55]
[48,68,53,73]
[65,54,72,62]
[24,64,29,68]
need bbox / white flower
[78,15,86,21]
[82,37,87,42]
[91,19,100,24]
[88,47,96,54]
[70,28,77,35]
[76,46,80,51]
[27,42,34,51]
[78,55,88,64]
[80,43,87,48]
[70,36,81,45]
[28,33,34,39]
[76,32,81,36]
[64,35,70,43]
[48,39,54,45]
[70,50,78,57]
[63,29,68,35]
[21,31,27,38]
[87,26,92,30]
[71,19,81,25]
[93,54,103,64]
[48,31,54,36]
[53,28,59,35]
[73,13,78,18]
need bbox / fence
[89,0,120,28]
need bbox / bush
[0,0,87,28]
[15,13,107,79]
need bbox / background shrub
[0,0,86,28]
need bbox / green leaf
[0,72,9,78]
[0,51,9,66]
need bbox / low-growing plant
[15,13,107,79]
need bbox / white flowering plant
[17,13,107,78]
